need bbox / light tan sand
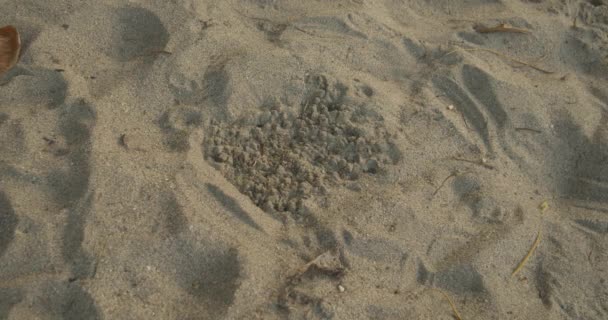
[1,0,608,319]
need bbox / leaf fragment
[0,25,21,76]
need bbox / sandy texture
[1,0,608,319]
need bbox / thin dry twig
[434,288,463,320]
[293,26,318,37]
[461,112,471,129]
[463,47,554,74]
[432,171,460,196]
[512,49,549,70]
[512,230,542,277]
[451,157,495,170]
[569,203,608,214]
[444,46,554,74]
[294,250,344,277]
[447,18,478,24]
[515,127,542,134]
[474,23,531,34]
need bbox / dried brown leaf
[0,25,21,76]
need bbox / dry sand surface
[1,0,608,319]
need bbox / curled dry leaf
[0,25,21,76]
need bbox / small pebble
[338,285,345,293]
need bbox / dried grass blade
[512,230,542,277]
[474,23,531,34]
[458,46,554,74]
[434,288,463,320]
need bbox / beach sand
[1,0,607,319]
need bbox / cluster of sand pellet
[204,90,396,215]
